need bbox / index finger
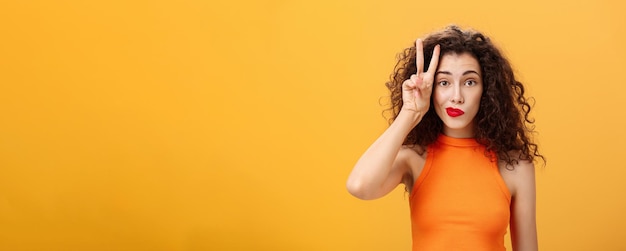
[415,39,424,74]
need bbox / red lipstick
[446,107,464,117]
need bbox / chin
[442,121,472,130]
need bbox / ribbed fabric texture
[410,134,511,251]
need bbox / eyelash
[465,80,476,86]
[437,80,477,86]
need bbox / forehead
[437,52,481,73]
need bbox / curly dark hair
[385,25,544,167]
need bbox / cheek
[469,89,483,111]
[433,88,446,106]
[472,88,483,104]
[432,89,445,115]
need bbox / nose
[450,84,464,104]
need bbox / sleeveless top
[409,134,511,251]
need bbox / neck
[442,127,474,138]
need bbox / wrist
[396,109,423,129]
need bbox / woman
[346,26,544,251]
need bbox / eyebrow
[435,70,481,76]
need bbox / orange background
[1,0,625,250]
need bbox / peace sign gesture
[401,39,440,119]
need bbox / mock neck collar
[436,134,480,147]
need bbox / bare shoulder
[498,154,536,198]
[397,145,427,192]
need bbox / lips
[446,107,464,117]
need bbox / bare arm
[346,112,422,200]
[346,40,440,200]
[510,160,538,251]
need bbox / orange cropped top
[409,134,511,251]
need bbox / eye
[465,80,477,86]
[438,80,449,86]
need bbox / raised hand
[401,39,440,117]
